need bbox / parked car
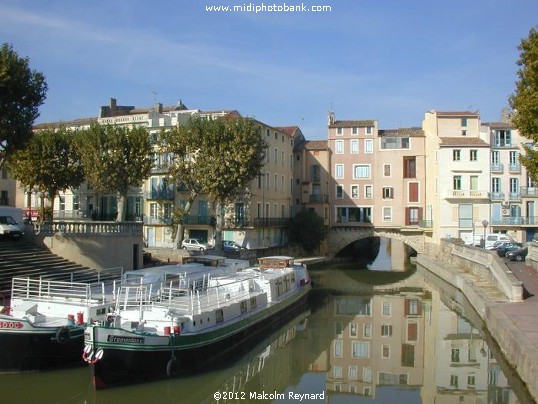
[483,233,514,249]
[505,246,528,262]
[181,238,213,252]
[487,240,511,250]
[494,242,523,257]
[222,240,243,253]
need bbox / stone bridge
[327,225,426,256]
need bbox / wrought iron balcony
[520,187,538,198]
[508,192,521,202]
[491,216,538,226]
[309,194,329,203]
[508,163,521,173]
[143,216,173,225]
[182,215,214,225]
[490,163,504,173]
[446,190,489,199]
[144,187,174,200]
[419,220,433,228]
[490,192,505,201]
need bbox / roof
[304,140,328,150]
[439,137,489,147]
[274,126,299,136]
[484,122,514,129]
[430,110,479,117]
[378,128,424,137]
[33,117,98,130]
[329,120,376,128]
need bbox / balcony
[253,218,291,227]
[490,192,505,201]
[143,216,173,225]
[182,215,214,225]
[445,190,489,199]
[490,163,504,173]
[145,187,174,200]
[419,220,433,229]
[508,192,521,202]
[309,194,329,203]
[491,216,538,226]
[508,163,521,173]
[520,187,538,198]
[151,163,170,174]
[53,210,141,221]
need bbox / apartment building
[423,111,491,243]
[27,98,297,250]
[293,138,331,254]
[375,128,427,232]
[484,121,536,242]
[328,113,378,226]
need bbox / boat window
[216,309,224,323]
[240,301,248,313]
[250,297,257,309]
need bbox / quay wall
[419,242,537,401]
[30,221,144,271]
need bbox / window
[462,130,467,136]
[493,130,511,146]
[337,127,343,135]
[382,301,391,316]
[348,366,358,380]
[458,204,473,228]
[349,323,357,337]
[453,149,461,161]
[352,127,358,135]
[350,139,359,154]
[381,324,393,336]
[383,164,391,177]
[364,139,373,153]
[335,140,344,154]
[470,175,478,191]
[353,164,370,179]
[403,157,416,178]
[461,117,468,127]
[334,340,343,357]
[351,185,359,198]
[492,177,501,193]
[333,366,343,379]
[406,207,420,225]
[335,164,344,179]
[470,149,477,161]
[382,187,393,199]
[451,348,460,363]
[453,176,462,190]
[382,344,390,358]
[352,341,370,358]
[383,207,392,221]
[510,177,519,194]
[366,126,373,135]
[363,323,372,338]
[408,182,419,202]
[381,137,410,149]
[336,185,343,199]
[365,185,373,199]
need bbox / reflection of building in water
[421,282,519,403]
[324,291,428,398]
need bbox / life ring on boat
[0,306,12,315]
[166,357,179,377]
[56,326,71,344]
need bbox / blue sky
[2,0,537,139]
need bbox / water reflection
[0,241,533,403]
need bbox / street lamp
[481,219,489,248]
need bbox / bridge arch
[327,226,426,257]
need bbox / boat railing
[158,277,259,315]
[11,277,117,305]
[115,284,154,312]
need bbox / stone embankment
[418,240,538,402]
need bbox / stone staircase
[0,239,120,301]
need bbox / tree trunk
[214,200,223,253]
[116,192,126,222]
[173,191,197,249]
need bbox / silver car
[181,238,213,252]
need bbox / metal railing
[11,277,118,305]
[35,221,143,236]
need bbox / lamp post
[481,219,489,248]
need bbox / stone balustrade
[34,221,143,237]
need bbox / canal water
[0,239,533,403]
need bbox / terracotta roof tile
[379,128,424,137]
[439,137,489,147]
[329,120,376,128]
[304,140,328,150]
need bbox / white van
[0,206,24,240]
[474,233,513,249]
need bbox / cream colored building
[423,111,491,243]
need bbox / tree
[289,209,325,254]
[162,116,266,249]
[77,124,153,222]
[0,43,47,169]
[8,127,84,217]
[510,27,538,178]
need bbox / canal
[0,238,533,403]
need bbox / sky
[2,0,538,139]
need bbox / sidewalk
[487,259,538,401]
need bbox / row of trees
[7,116,267,248]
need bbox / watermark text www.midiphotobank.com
[205,1,332,14]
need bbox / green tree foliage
[290,209,325,254]
[162,115,266,248]
[510,27,538,178]
[0,43,47,168]
[8,128,84,215]
[77,124,152,221]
